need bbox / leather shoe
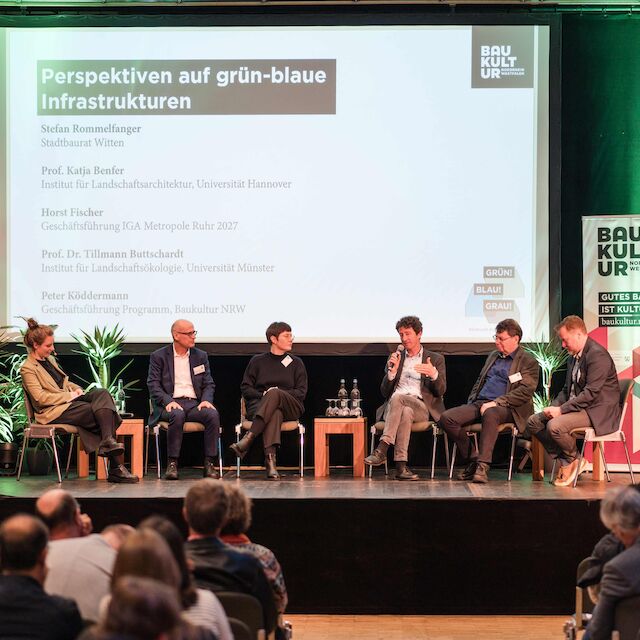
[364,448,387,467]
[265,453,280,480]
[456,461,478,481]
[395,462,419,481]
[472,461,490,483]
[164,460,179,481]
[97,437,124,458]
[203,459,220,479]
[229,431,256,460]
[107,464,139,484]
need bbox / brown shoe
[203,459,220,479]
[229,431,256,460]
[265,453,280,480]
[554,459,578,487]
[472,462,490,484]
[364,448,387,467]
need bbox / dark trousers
[249,389,302,449]
[160,398,219,459]
[57,388,121,454]
[438,401,514,464]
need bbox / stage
[0,465,623,617]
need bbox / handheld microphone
[388,344,404,369]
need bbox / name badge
[281,355,293,367]
[509,372,523,383]
[193,364,205,375]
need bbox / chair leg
[573,438,588,488]
[507,430,517,481]
[64,435,75,479]
[299,425,305,478]
[155,429,161,480]
[449,443,457,479]
[368,430,375,479]
[517,450,532,472]
[621,435,635,485]
[236,426,241,479]
[550,458,556,484]
[145,428,149,476]
[51,434,63,484]
[598,443,611,482]
[16,431,30,481]
[218,427,224,477]
[431,428,438,480]
[103,457,109,478]
[443,432,450,472]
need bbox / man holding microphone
[364,315,446,480]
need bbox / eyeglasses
[493,334,515,343]
[176,330,197,337]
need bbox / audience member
[80,576,182,640]
[184,479,277,634]
[583,485,640,640]
[35,488,93,540]
[0,513,83,640]
[139,515,232,640]
[104,528,216,640]
[220,483,288,614]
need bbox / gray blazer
[553,337,621,435]
[376,348,446,422]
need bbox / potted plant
[71,324,138,402]
[523,336,570,411]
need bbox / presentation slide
[1,24,550,344]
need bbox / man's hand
[263,386,279,395]
[79,513,93,537]
[165,401,183,412]
[415,357,438,378]
[543,405,561,419]
[70,388,83,399]
[387,352,401,378]
[480,401,497,415]
[197,401,215,411]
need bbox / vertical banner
[583,214,640,470]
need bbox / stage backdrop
[583,214,640,470]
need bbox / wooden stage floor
[0,466,629,500]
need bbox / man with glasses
[526,315,620,487]
[231,321,307,479]
[438,318,539,483]
[148,319,220,480]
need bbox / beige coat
[20,353,83,424]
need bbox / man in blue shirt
[438,318,539,483]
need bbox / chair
[565,378,635,488]
[216,591,266,640]
[144,400,224,478]
[18,386,107,483]
[234,397,305,478]
[368,420,450,479]
[448,422,518,480]
[228,618,253,640]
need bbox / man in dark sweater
[184,479,277,634]
[0,513,83,640]
[231,321,307,479]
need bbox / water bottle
[350,379,360,401]
[337,379,348,399]
[115,379,126,414]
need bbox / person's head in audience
[111,528,181,594]
[183,479,229,537]
[138,515,198,610]
[101,523,135,550]
[555,315,588,356]
[0,513,49,583]
[101,576,181,640]
[600,484,640,549]
[266,321,294,355]
[220,483,252,536]
[35,489,92,540]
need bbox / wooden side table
[77,418,144,480]
[314,417,367,477]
